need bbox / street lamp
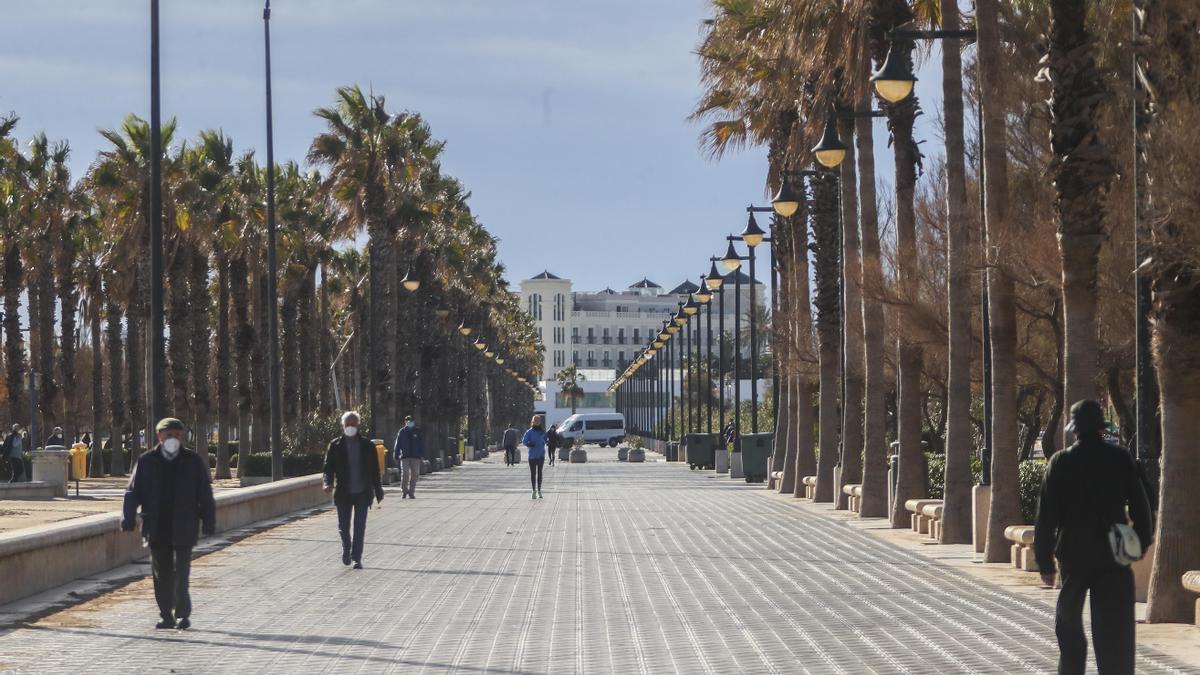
[722,241,742,271]
[871,41,917,103]
[812,114,849,169]
[682,296,699,316]
[401,269,420,292]
[458,322,472,336]
[706,264,725,290]
[771,177,803,217]
[741,211,766,247]
[473,338,487,352]
[262,0,283,478]
[435,303,451,319]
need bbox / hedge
[239,452,325,478]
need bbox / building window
[633,328,641,343]
[572,351,580,366]
[618,328,625,344]
[572,327,580,344]
[554,294,565,321]
[527,293,543,321]
[587,328,595,344]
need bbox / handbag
[1109,522,1143,566]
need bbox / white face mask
[343,426,358,437]
[162,438,182,458]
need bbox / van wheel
[599,442,607,448]
[610,438,620,448]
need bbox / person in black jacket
[121,418,216,630]
[1034,400,1154,675]
[323,411,384,569]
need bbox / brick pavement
[0,447,1195,674]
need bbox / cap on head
[404,415,414,422]
[155,418,185,433]
[1066,400,1105,435]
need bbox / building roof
[629,277,661,289]
[721,270,765,285]
[529,270,562,280]
[668,280,700,295]
[599,287,617,295]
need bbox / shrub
[1018,459,1047,524]
[626,435,644,449]
[924,450,986,500]
[240,452,325,478]
[283,412,346,457]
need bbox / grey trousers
[401,457,421,495]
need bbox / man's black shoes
[155,618,175,630]
[342,548,351,566]
[352,561,363,569]
[177,618,191,631]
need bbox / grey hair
[341,411,361,426]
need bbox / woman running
[522,415,547,499]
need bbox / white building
[519,270,766,388]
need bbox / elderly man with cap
[1034,400,1154,675]
[121,418,216,630]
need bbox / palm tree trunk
[298,265,316,416]
[367,221,397,443]
[127,264,146,459]
[214,250,232,479]
[940,0,975,544]
[838,113,865,511]
[856,95,889,519]
[4,243,26,425]
[230,252,253,470]
[281,281,299,421]
[317,263,333,416]
[189,247,211,470]
[812,173,841,503]
[167,245,191,425]
[791,379,817,498]
[1140,0,1200,623]
[978,0,1023,562]
[56,233,79,442]
[89,296,105,477]
[105,287,127,476]
[250,270,269,455]
[1050,0,1112,432]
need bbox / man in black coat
[121,418,216,630]
[323,411,384,569]
[1034,400,1154,675]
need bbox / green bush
[240,452,325,478]
[1019,459,1047,524]
[924,450,985,500]
[283,412,347,456]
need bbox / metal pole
[706,283,713,433]
[263,1,283,480]
[748,245,759,433]
[733,263,742,450]
[718,278,726,438]
[684,314,692,434]
[770,243,779,432]
[148,0,166,423]
[668,334,675,441]
[695,300,702,432]
[979,103,993,484]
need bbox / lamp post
[722,241,744,452]
[262,0,283,480]
[148,0,167,434]
[707,262,726,438]
[696,278,714,432]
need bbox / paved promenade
[0,447,1195,674]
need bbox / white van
[556,413,626,447]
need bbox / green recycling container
[739,432,774,483]
[684,433,719,470]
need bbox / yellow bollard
[69,442,88,480]
[372,439,387,477]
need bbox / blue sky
[1,1,946,293]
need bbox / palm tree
[929,0,977,545]
[1138,0,1200,624]
[1049,0,1114,435]
[310,85,413,443]
[835,111,865,511]
[811,172,841,502]
[555,364,586,415]
[977,0,1023,563]
[0,114,29,426]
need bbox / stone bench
[1184,571,1200,627]
[0,481,57,500]
[843,484,862,513]
[1004,525,1038,571]
[904,499,942,534]
[627,448,646,463]
[802,476,817,500]
[922,503,944,540]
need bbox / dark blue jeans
[336,491,371,563]
[151,545,193,621]
[1056,565,1135,675]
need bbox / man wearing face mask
[393,415,425,499]
[121,418,216,630]
[323,411,384,568]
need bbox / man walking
[502,426,519,467]
[393,415,425,499]
[5,424,24,482]
[1034,400,1154,675]
[323,411,384,568]
[121,418,216,630]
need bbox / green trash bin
[739,433,774,483]
[684,433,719,470]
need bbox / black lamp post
[263,0,283,479]
[696,278,714,432]
[722,241,744,449]
[148,0,167,437]
[707,261,727,438]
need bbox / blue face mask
[406,421,415,429]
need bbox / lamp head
[721,241,742,271]
[401,269,420,292]
[458,322,472,336]
[706,261,725,290]
[771,178,802,218]
[741,211,766,247]
[695,283,712,304]
[682,296,698,315]
[812,114,848,168]
[473,337,487,351]
[870,42,917,103]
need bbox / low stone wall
[0,474,327,608]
